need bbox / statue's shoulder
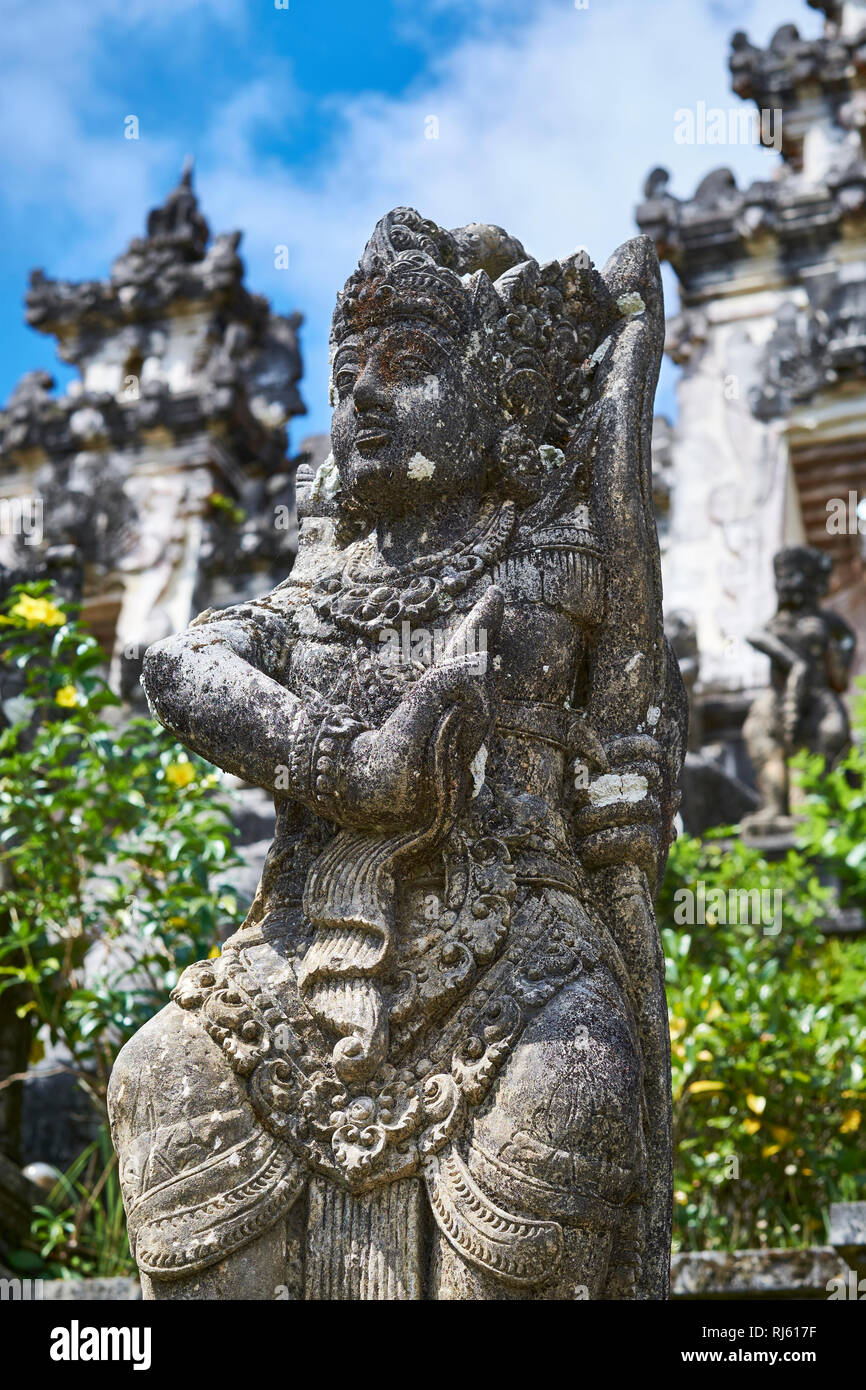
[824,607,857,644]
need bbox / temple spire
[145,158,209,257]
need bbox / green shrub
[659,703,866,1251]
[0,583,245,1109]
[0,583,249,1277]
[791,678,866,910]
[5,1125,133,1280]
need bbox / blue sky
[0,0,825,444]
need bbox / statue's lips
[355,426,393,455]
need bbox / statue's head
[328,207,619,542]
[773,544,832,607]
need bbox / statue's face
[775,560,818,608]
[330,318,485,519]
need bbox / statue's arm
[825,614,857,693]
[142,589,500,832]
[745,625,801,672]
[141,608,320,797]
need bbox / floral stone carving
[108,207,688,1300]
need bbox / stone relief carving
[750,281,866,420]
[108,206,688,1299]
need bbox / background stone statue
[743,545,856,835]
[108,207,687,1300]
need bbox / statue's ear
[489,260,554,442]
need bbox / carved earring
[492,423,547,506]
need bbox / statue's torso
[110,507,648,1296]
[767,608,836,690]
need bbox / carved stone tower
[0,161,307,704]
[639,0,866,775]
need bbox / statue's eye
[397,352,433,376]
[335,365,358,394]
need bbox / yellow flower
[208,946,221,959]
[9,594,65,628]
[770,1126,795,1145]
[166,762,196,788]
[54,685,80,708]
[840,1110,862,1134]
[746,1094,767,1115]
[742,1118,761,1136]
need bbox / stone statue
[108,208,688,1300]
[742,545,855,835]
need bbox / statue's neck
[375,491,484,569]
[779,599,818,617]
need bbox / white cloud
[0,0,244,267]
[0,0,826,435]
[196,0,823,435]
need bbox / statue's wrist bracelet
[288,695,368,821]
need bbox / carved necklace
[309,496,516,640]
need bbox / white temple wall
[662,284,807,692]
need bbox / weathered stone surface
[671,1246,849,1300]
[829,1200,866,1271]
[39,1277,142,1301]
[742,545,855,833]
[665,609,760,834]
[0,1151,39,1252]
[109,207,687,1299]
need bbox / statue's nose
[353,362,391,413]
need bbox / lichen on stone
[538,443,565,473]
[617,291,646,318]
[470,742,488,798]
[309,452,341,501]
[407,453,436,481]
[588,772,649,807]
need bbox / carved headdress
[330,206,621,509]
